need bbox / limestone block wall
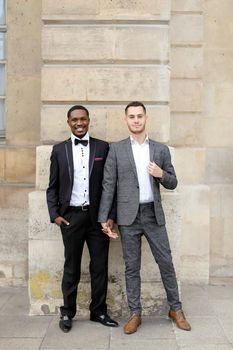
[0,0,41,286]
[203,0,233,280]
[28,0,184,315]
[170,0,210,283]
[1,0,232,295]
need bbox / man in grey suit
[98,101,191,334]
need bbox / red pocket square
[94,157,103,161]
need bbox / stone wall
[29,0,183,316]
[203,0,233,280]
[0,0,41,286]
[170,0,210,283]
[0,0,232,305]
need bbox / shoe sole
[90,318,118,327]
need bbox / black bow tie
[74,139,88,146]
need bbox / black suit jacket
[46,137,113,227]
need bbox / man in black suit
[46,105,118,332]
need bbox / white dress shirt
[130,135,154,204]
[70,133,90,206]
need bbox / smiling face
[67,108,90,138]
[125,106,147,135]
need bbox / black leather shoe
[90,314,118,327]
[59,315,72,333]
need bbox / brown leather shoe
[169,309,191,331]
[124,314,142,334]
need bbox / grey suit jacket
[98,137,177,226]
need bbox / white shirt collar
[71,132,90,145]
[130,135,149,145]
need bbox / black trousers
[60,207,110,318]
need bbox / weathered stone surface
[171,79,202,112]
[171,47,203,78]
[0,186,33,209]
[170,113,203,146]
[0,208,28,287]
[7,0,41,145]
[98,0,171,19]
[42,0,171,20]
[204,0,233,48]
[6,77,41,146]
[7,1,41,75]
[204,81,233,120]
[203,118,233,147]
[205,148,233,184]
[172,0,203,12]
[205,50,233,83]
[5,147,36,183]
[42,0,99,17]
[171,14,203,44]
[209,185,233,278]
[29,191,58,239]
[36,146,52,190]
[179,185,210,283]
[175,147,206,184]
[0,148,5,180]
[41,66,170,102]
[43,26,169,62]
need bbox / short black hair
[125,101,146,114]
[67,105,89,119]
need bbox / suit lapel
[126,137,138,179]
[65,139,74,185]
[89,137,96,176]
[149,139,155,187]
[149,139,156,162]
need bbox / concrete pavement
[0,283,233,349]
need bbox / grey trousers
[119,202,182,315]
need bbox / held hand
[101,222,118,239]
[106,218,114,230]
[55,216,70,226]
[147,161,163,178]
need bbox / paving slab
[174,316,229,347]
[207,284,233,299]
[180,345,233,350]
[0,314,53,338]
[0,338,43,350]
[111,316,175,340]
[110,339,178,350]
[211,299,233,318]
[181,296,215,317]
[218,317,233,344]
[41,317,110,349]
[180,284,208,298]
[0,285,233,350]
[0,292,11,310]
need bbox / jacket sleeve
[46,146,60,222]
[159,145,178,190]
[98,143,117,223]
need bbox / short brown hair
[125,101,146,114]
